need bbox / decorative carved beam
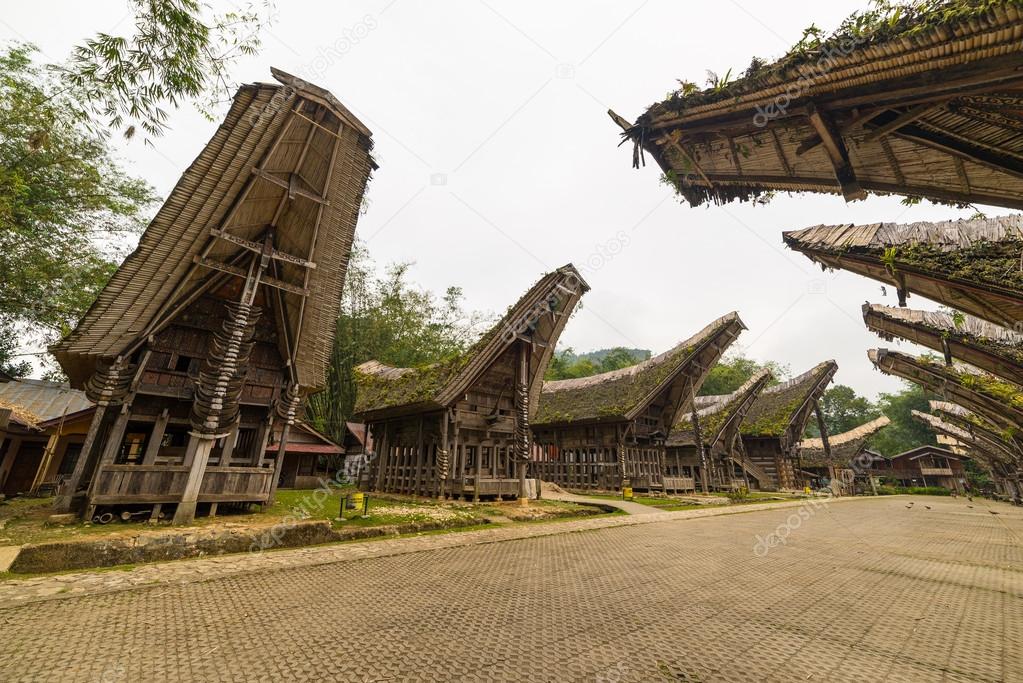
[193,256,309,296]
[209,229,316,269]
[892,124,1023,181]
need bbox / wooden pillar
[691,406,709,493]
[219,421,239,466]
[438,412,450,500]
[473,443,482,503]
[414,416,425,497]
[172,435,214,524]
[83,406,133,520]
[53,404,108,512]
[267,423,291,503]
[141,409,170,465]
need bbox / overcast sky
[5,0,1004,399]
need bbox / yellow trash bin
[623,487,634,501]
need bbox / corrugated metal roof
[0,379,92,424]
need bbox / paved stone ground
[1,495,1020,682]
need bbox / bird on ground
[989,510,1000,515]
[925,505,931,510]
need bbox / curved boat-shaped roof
[798,416,891,465]
[740,361,838,448]
[784,216,1023,327]
[52,69,375,393]
[354,265,589,419]
[615,3,1023,209]
[534,312,746,425]
[667,369,773,449]
[864,304,1023,386]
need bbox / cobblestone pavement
[1,496,1021,682]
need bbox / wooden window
[58,442,84,476]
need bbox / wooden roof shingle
[798,415,891,464]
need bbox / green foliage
[870,384,938,456]
[305,244,489,442]
[59,0,270,138]
[698,354,787,396]
[0,43,156,340]
[545,347,650,381]
[804,385,882,437]
[0,324,32,377]
[876,485,952,496]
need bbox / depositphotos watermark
[752,34,867,128]
[752,449,874,557]
[250,14,379,125]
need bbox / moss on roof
[534,312,744,425]
[534,342,698,424]
[881,239,1023,292]
[741,362,835,438]
[638,1,1020,124]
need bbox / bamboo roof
[613,2,1023,209]
[868,348,1023,436]
[534,313,746,426]
[911,409,1012,467]
[929,399,1022,461]
[666,369,773,448]
[784,216,1023,327]
[52,69,375,394]
[740,361,838,445]
[798,415,891,464]
[863,303,1023,385]
[354,265,589,420]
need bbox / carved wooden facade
[50,70,374,522]
[354,266,588,500]
[530,313,745,491]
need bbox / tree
[305,245,489,443]
[0,44,156,339]
[805,385,882,437]
[0,325,32,378]
[60,0,269,138]
[869,383,938,456]
[698,354,788,396]
[544,347,649,380]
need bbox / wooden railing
[918,467,954,477]
[90,464,273,504]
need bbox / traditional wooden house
[864,304,1023,387]
[912,409,1018,497]
[0,380,94,498]
[872,445,967,492]
[270,422,345,490]
[738,361,838,491]
[785,217,1023,328]
[663,369,773,492]
[354,265,588,501]
[797,416,890,493]
[612,4,1023,212]
[529,313,746,492]
[49,69,375,523]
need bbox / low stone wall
[9,516,489,575]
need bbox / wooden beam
[209,229,316,269]
[664,138,713,187]
[891,124,1023,181]
[251,168,331,205]
[863,102,945,143]
[193,256,309,296]
[806,104,867,201]
[770,130,793,177]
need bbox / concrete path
[540,487,664,514]
[1,496,1020,682]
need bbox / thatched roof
[785,216,1023,327]
[354,265,589,420]
[666,369,773,448]
[929,400,1022,461]
[869,348,1023,436]
[864,303,1023,385]
[614,2,1023,209]
[911,409,1011,467]
[533,313,745,426]
[740,361,837,444]
[798,415,891,464]
[52,69,375,394]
